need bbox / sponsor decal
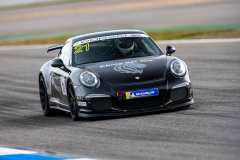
[99,59,155,74]
[52,76,61,92]
[77,101,87,106]
[60,76,67,95]
[140,60,155,62]
[99,59,155,68]
[126,88,159,99]
[114,62,146,74]
[54,83,61,92]
[73,34,148,46]
[76,96,84,100]
[100,61,137,68]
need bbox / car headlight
[80,71,98,87]
[170,60,186,77]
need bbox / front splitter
[78,99,194,118]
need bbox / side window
[59,42,70,66]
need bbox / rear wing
[46,43,64,53]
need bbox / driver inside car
[117,41,134,58]
[110,41,136,59]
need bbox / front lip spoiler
[78,99,194,118]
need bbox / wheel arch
[38,71,44,84]
[66,77,72,94]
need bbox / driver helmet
[117,41,134,55]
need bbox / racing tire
[39,75,52,116]
[67,81,79,121]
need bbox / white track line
[155,38,240,44]
[0,147,36,156]
[0,146,102,160]
[0,38,240,51]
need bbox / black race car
[39,30,194,120]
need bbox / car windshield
[72,35,163,65]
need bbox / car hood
[80,56,167,84]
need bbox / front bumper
[75,81,194,118]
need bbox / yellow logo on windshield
[74,43,89,54]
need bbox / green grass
[0,28,240,46]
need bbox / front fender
[39,60,52,96]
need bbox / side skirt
[49,97,70,112]
[50,106,70,112]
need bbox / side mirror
[51,59,64,68]
[165,45,176,56]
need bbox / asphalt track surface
[1,0,240,36]
[0,42,240,160]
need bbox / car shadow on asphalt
[40,105,195,122]
[1,106,195,129]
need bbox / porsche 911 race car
[39,30,194,120]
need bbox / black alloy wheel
[39,75,52,116]
[68,81,79,121]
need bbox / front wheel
[67,81,79,121]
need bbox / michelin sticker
[126,88,159,99]
[60,76,67,95]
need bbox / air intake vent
[171,87,187,101]
[91,98,112,111]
